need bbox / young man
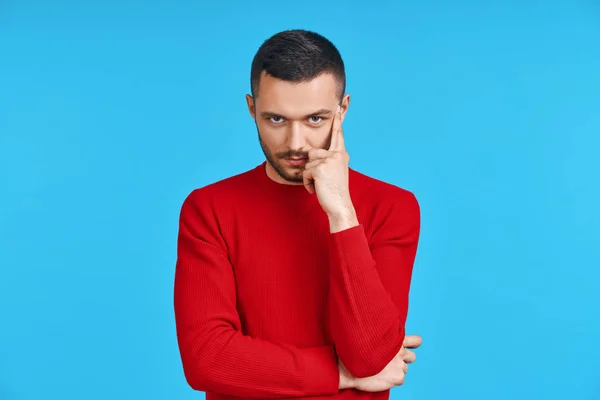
[174,29,423,399]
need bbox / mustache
[278,151,308,159]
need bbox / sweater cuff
[328,224,375,270]
[300,346,340,395]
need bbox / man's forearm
[338,359,357,390]
[326,196,420,378]
[328,204,359,234]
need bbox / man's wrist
[338,372,355,390]
[338,361,356,390]
[328,204,359,233]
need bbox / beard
[256,125,305,184]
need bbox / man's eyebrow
[260,108,333,118]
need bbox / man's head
[246,29,350,185]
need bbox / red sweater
[174,161,420,400]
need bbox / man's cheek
[310,127,332,149]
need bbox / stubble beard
[256,126,304,184]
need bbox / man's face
[246,72,349,185]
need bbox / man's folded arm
[327,191,421,378]
[174,190,340,398]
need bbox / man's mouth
[285,157,308,166]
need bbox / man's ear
[245,94,256,120]
[340,94,350,122]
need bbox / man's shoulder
[182,164,259,208]
[350,168,420,236]
[349,167,417,205]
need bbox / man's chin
[274,162,304,183]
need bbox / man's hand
[338,334,423,392]
[303,106,358,232]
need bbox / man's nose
[284,122,308,151]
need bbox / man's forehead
[256,73,338,115]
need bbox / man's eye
[309,116,323,124]
[270,116,284,124]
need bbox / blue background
[1,1,599,399]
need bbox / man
[174,29,422,399]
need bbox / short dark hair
[250,29,346,101]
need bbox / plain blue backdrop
[1,1,599,399]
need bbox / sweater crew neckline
[253,161,312,193]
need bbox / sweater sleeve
[327,191,420,378]
[174,190,340,398]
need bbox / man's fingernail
[337,105,341,114]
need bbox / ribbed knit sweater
[174,161,420,400]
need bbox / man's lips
[285,157,308,166]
